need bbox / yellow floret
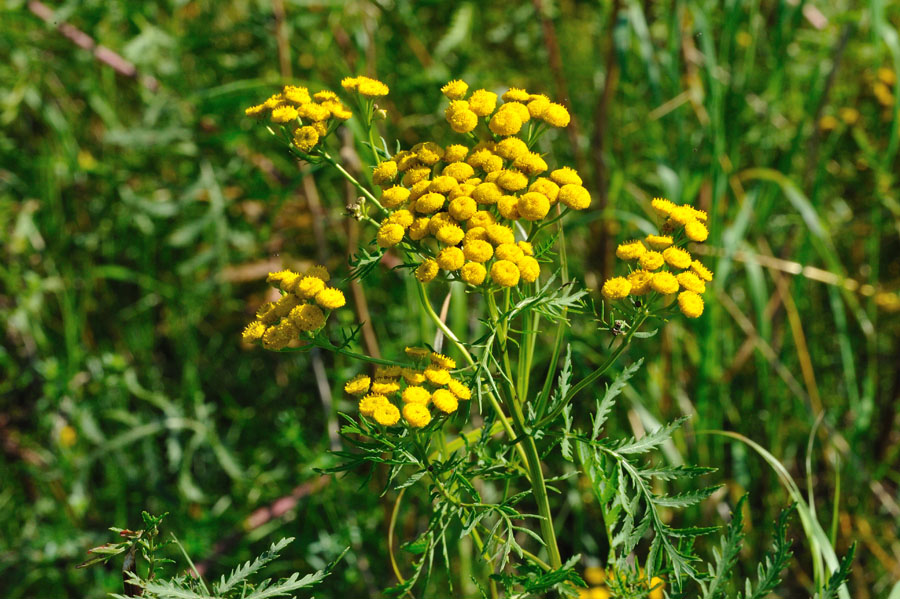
[460,262,487,285]
[377,223,406,248]
[443,162,475,182]
[678,291,704,318]
[448,108,479,133]
[344,375,371,396]
[518,192,551,221]
[489,109,523,136]
[388,209,414,229]
[437,247,465,271]
[357,76,390,97]
[518,241,534,255]
[402,386,431,404]
[427,212,455,235]
[685,220,709,242]
[297,102,330,121]
[359,394,389,418]
[662,247,692,269]
[341,77,359,91]
[373,403,401,426]
[424,365,452,386]
[529,178,560,203]
[542,102,570,127]
[495,243,523,262]
[267,269,300,291]
[401,368,426,385]
[639,251,665,271]
[416,259,439,283]
[375,365,402,378]
[408,179,432,201]
[497,170,528,192]
[616,240,647,260]
[517,256,540,283]
[473,182,503,205]
[261,320,296,350]
[315,287,346,309]
[292,126,319,152]
[289,303,326,331]
[409,217,431,240]
[448,196,478,221]
[444,144,469,162]
[405,346,431,360]
[402,167,432,187]
[468,89,498,116]
[498,195,520,220]
[526,94,551,118]
[513,152,548,175]
[415,192,446,214]
[431,389,459,414]
[441,79,469,100]
[403,403,432,428]
[371,378,400,395]
[676,271,706,293]
[467,212,495,230]
[601,277,631,300]
[651,197,675,216]
[271,105,299,123]
[499,101,530,123]
[502,87,531,102]
[242,320,267,342]
[245,103,267,117]
[429,175,457,194]
[627,270,654,295]
[558,184,591,210]
[550,167,583,186]
[381,186,411,208]
[430,352,456,369]
[464,240,493,264]
[436,224,465,246]
[448,379,472,400]
[650,272,679,294]
[668,205,696,225]
[486,223,515,246]
[306,265,330,282]
[495,137,529,160]
[449,183,475,200]
[691,260,714,282]
[645,234,673,249]
[490,260,520,287]
[372,160,398,185]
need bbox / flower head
[601,277,631,300]
[441,79,469,100]
[403,403,432,428]
[678,291,704,318]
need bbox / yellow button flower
[388,209,414,229]
[497,169,529,192]
[415,192,446,214]
[401,368,426,385]
[443,144,469,162]
[490,260,521,287]
[289,303,326,331]
[359,394,389,418]
[409,217,431,240]
[558,184,591,210]
[292,126,319,152]
[356,76,389,97]
[676,271,706,293]
[627,270,654,295]
[495,243,523,262]
[373,403,401,426]
[662,247,692,269]
[424,365,452,386]
[517,256,540,283]
[431,389,459,414]
[645,234,673,249]
[344,375,371,396]
[372,160,398,185]
[473,182,502,205]
[461,262,487,285]
[377,223,405,248]
[448,379,471,400]
[405,346,430,360]
[271,104,299,123]
[639,251,665,271]
[489,109,523,136]
[403,403,432,428]
[468,89,498,116]
[685,220,709,242]
[315,288,346,309]
[436,224,465,246]
[381,186,410,208]
[502,87,531,102]
[498,195,520,220]
[443,162,475,182]
[437,247,465,271]
[513,152,548,175]
[371,378,400,395]
[500,101,530,123]
[441,79,469,99]
[486,224,515,246]
[495,137,529,160]
[668,205,695,225]
[616,240,647,260]
[242,320,267,342]
[541,102,570,127]
[691,260,714,282]
[402,386,431,404]
[550,167,582,186]
[449,196,478,222]
[601,276,631,300]
[651,197,675,216]
[429,175,457,194]
[416,259,439,283]
[529,178,560,202]
[678,291,704,318]
[526,94,551,118]
[650,272,679,295]
[448,108,478,133]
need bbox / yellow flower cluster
[242,265,345,350]
[341,75,390,98]
[601,198,713,318]
[344,349,472,428]
[441,82,571,134]
[579,566,663,599]
[369,81,591,289]
[244,84,353,154]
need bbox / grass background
[1,0,899,596]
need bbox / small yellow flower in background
[430,353,456,369]
[405,346,430,360]
[401,368,426,385]
[284,85,312,104]
[650,271,679,295]
[441,79,469,100]
[615,240,647,260]
[59,425,77,448]
[403,403,432,428]
[245,103,267,117]
[819,114,839,131]
[839,106,859,125]
[678,290,704,318]
[340,76,359,91]
[601,277,631,300]
[651,197,676,216]
[344,375,371,396]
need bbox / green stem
[320,151,388,215]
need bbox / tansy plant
[238,77,813,599]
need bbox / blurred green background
[2,0,899,597]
